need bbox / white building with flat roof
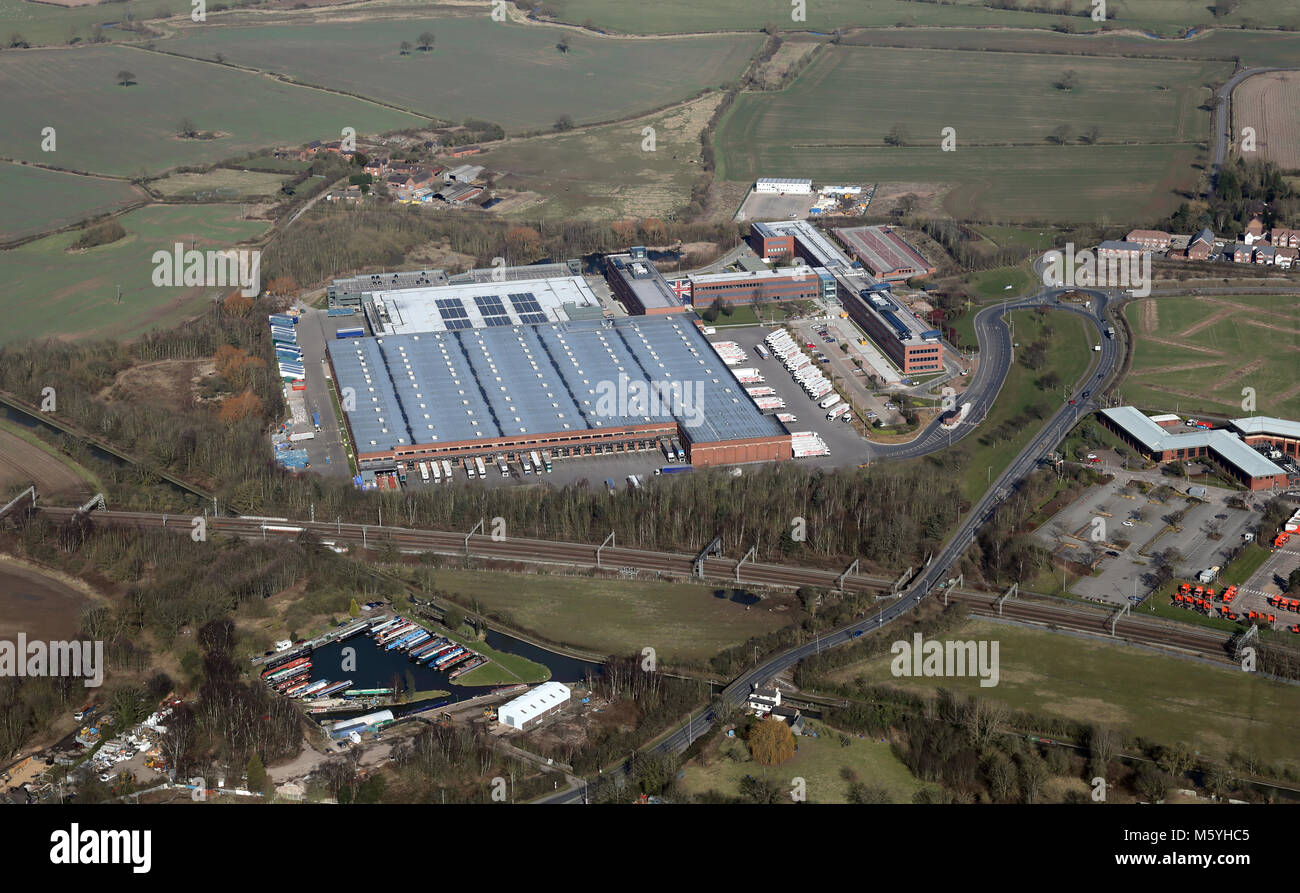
[366,276,602,335]
[498,682,571,730]
[756,177,812,194]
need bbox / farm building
[1099,407,1292,491]
[833,226,936,281]
[755,177,812,194]
[498,682,571,730]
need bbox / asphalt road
[1207,67,1297,194]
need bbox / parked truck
[541,450,553,472]
[671,438,686,462]
[827,404,851,421]
[474,456,487,478]
[818,393,842,410]
[312,411,321,430]
[289,431,315,442]
[419,461,430,483]
[627,474,642,491]
[530,451,543,474]
[431,461,442,484]
[441,459,453,480]
[659,465,693,475]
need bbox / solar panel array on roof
[508,292,548,325]
[435,298,473,330]
[328,316,788,453]
[473,294,513,327]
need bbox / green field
[544,0,1300,36]
[149,168,291,198]
[476,94,720,221]
[1124,295,1300,419]
[427,568,792,663]
[0,46,423,176]
[0,0,193,47]
[0,163,141,241]
[679,722,925,803]
[821,619,1300,771]
[164,19,760,133]
[717,46,1222,222]
[840,24,1300,69]
[949,309,1093,501]
[0,203,267,343]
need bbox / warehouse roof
[500,682,571,724]
[833,226,934,278]
[1230,416,1300,441]
[329,315,789,451]
[367,276,601,335]
[753,219,856,269]
[1101,407,1286,479]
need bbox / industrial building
[326,260,584,311]
[679,265,828,308]
[603,247,684,315]
[755,177,813,194]
[1099,407,1295,491]
[360,276,604,336]
[749,220,854,271]
[327,314,791,473]
[832,226,936,281]
[840,285,943,374]
[498,682,571,730]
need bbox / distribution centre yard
[474,93,723,221]
[163,19,760,132]
[1123,294,1300,419]
[0,204,268,344]
[427,568,792,663]
[0,163,142,242]
[0,46,423,177]
[540,0,1300,36]
[716,45,1223,223]
[818,619,1300,772]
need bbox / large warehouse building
[833,226,936,281]
[1099,407,1295,490]
[328,314,792,473]
[361,275,604,335]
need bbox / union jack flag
[669,279,693,299]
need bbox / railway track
[39,506,1234,663]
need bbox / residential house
[297,139,322,161]
[1232,243,1253,263]
[363,156,390,178]
[1276,246,1298,269]
[1097,240,1144,260]
[1253,245,1276,265]
[1125,229,1171,251]
[1185,228,1214,260]
[1243,216,1265,245]
[770,704,806,734]
[1270,228,1300,248]
[747,683,780,716]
